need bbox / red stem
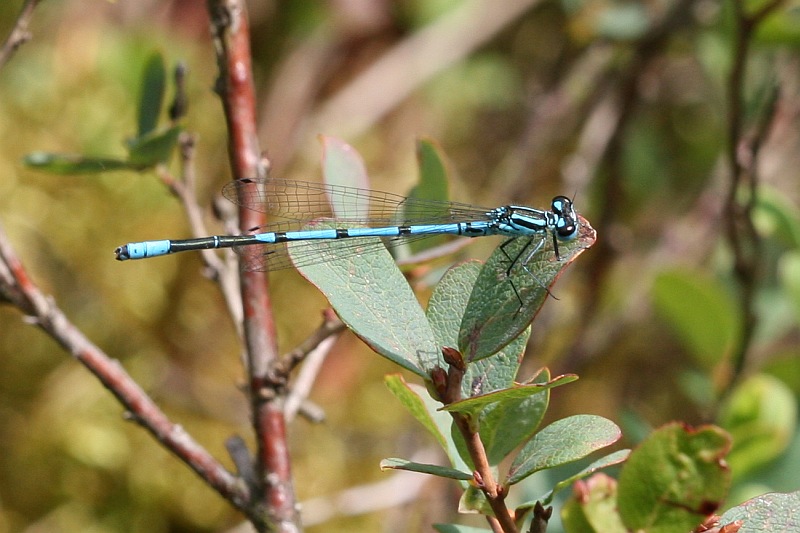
[207,1,298,530]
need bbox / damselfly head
[551,196,579,241]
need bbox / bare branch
[0,224,250,511]
[0,0,41,69]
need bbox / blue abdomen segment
[122,240,172,259]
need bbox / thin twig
[0,0,41,69]
[723,0,785,385]
[0,224,251,510]
[273,311,345,379]
[155,133,244,333]
[559,0,698,372]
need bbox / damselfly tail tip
[115,245,130,261]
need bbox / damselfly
[115,178,579,276]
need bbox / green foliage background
[0,1,798,532]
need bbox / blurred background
[0,0,798,531]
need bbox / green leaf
[126,126,181,168]
[441,374,577,419]
[560,472,627,533]
[780,250,800,320]
[426,261,529,397]
[23,152,132,174]
[617,422,731,533]
[717,374,797,481]
[294,236,440,377]
[320,135,370,216]
[720,491,800,532]
[755,186,800,247]
[652,270,741,367]
[459,216,596,361]
[523,449,630,507]
[405,138,451,253]
[755,6,800,46]
[380,457,472,480]
[384,374,468,471]
[427,261,537,466]
[506,415,621,485]
[137,52,166,137]
[459,483,494,515]
[476,368,550,465]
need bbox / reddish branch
[207,1,298,530]
[0,227,250,510]
[436,351,518,532]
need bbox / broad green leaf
[560,473,627,533]
[522,449,630,507]
[24,152,132,174]
[617,423,731,533]
[126,126,181,168]
[476,368,550,466]
[427,261,482,351]
[320,135,370,217]
[406,138,451,253]
[294,238,440,377]
[652,270,741,367]
[721,491,800,532]
[384,375,449,449]
[137,52,166,137]
[506,415,621,485]
[380,458,472,481]
[427,260,528,396]
[427,260,537,466]
[718,374,796,481]
[384,374,469,472]
[459,216,596,361]
[441,374,577,418]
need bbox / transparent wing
[222,178,494,225]
[222,178,503,272]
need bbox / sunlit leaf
[294,235,440,377]
[384,374,469,472]
[24,152,132,174]
[560,473,627,533]
[441,374,577,418]
[529,449,630,507]
[126,126,181,168]
[652,270,741,367]
[721,491,800,532]
[320,135,370,217]
[406,138,451,253]
[380,457,472,480]
[617,423,731,533]
[459,216,596,361]
[506,415,621,485]
[137,52,166,137]
[718,374,796,481]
